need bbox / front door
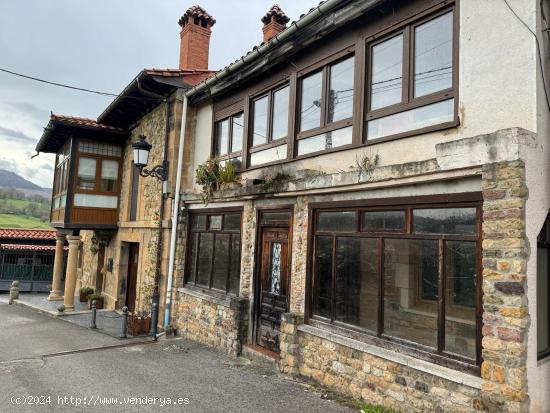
[255,227,290,353]
[126,243,139,313]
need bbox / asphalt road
[0,302,354,413]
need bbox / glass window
[310,203,480,365]
[261,211,291,225]
[371,34,403,110]
[73,194,117,208]
[414,12,453,97]
[538,218,550,359]
[186,211,242,295]
[249,144,287,167]
[272,86,290,141]
[367,99,454,140]
[297,126,353,156]
[79,141,122,157]
[252,96,269,146]
[328,56,355,123]
[101,160,119,192]
[413,207,477,235]
[77,157,96,190]
[384,239,439,348]
[231,113,244,153]
[215,119,230,156]
[363,210,405,232]
[300,71,323,132]
[318,211,356,232]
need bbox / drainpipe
[164,94,188,329]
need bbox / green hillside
[0,214,51,229]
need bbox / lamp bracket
[138,160,168,181]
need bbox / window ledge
[297,324,482,389]
[177,287,232,308]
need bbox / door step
[241,344,280,371]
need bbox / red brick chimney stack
[262,5,290,43]
[178,5,216,70]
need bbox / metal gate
[0,248,63,292]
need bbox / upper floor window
[297,55,355,156]
[248,84,290,167]
[214,112,243,168]
[366,9,455,141]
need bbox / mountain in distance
[0,169,51,198]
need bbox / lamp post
[131,134,167,341]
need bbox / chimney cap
[179,5,216,28]
[261,4,290,25]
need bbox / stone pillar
[48,232,66,301]
[278,312,304,376]
[481,160,530,413]
[63,235,81,311]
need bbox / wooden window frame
[51,140,71,212]
[213,112,244,164]
[306,193,482,374]
[184,208,243,297]
[364,5,458,144]
[538,218,550,361]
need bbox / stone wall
[174,288,248,356]
[480,160,530,413]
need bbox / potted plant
[87,292,104,310]
[128,310,152,336]
[79,286,94,303]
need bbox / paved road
[0,303,354,413]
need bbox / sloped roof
[0,244,63,251]
[49,115,125,133]
[0,229,57,240]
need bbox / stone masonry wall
[174,290,248,356]
[481,160,530,413]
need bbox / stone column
[63,235,81,311]
[48,232,66,301]
[278,312,304,376]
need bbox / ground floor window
[537,216,550,360]
[185,210,242,295]
[309,198,481,366]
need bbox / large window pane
[300,71,323,132]
[187,233,199,283]
[538,220,550,356]
[384,239,438,348]
[252,96,269,146]
[445,241,477,359]
[313,236,333,319]
[215,119,229,156]
[212,234,230,291]
[335,237,378,331]
[328,57,355,123]
[229,234,241,295]
[197,233,214,287]
[77,157,96,190]
[101,160,119,192]
[224,214,241,231]
[249,144,287,167]
[231,113,244,153]
[415,12,453,97]
[74,194,117,208]
[272,86,289,141]
[363,210,405,232]
[371,34,403,110]
[413,207,477,235]
[318,211,356,232]
[297,126,352,156]
[367,98,454,140]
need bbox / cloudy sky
[0,0,309,187]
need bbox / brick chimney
[178,5,216,70]
[261,5,290,43]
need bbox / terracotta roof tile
[0,228,56,240]
[178,5,216,27]
[50,114,125,133]
[0,244,62,251]
[262,4,290,25]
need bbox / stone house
[35,1,550,412]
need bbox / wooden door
[126,243,139,313]
[255,228,289,353]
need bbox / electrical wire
[502,0,550,112]
[0,67,161,101]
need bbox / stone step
[241,344,280,371]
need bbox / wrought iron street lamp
[131,134,167,181]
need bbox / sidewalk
[0,293,143,340]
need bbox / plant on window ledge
[195,158,239,204]
[355,151,380,182]
[255,172,294,193]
